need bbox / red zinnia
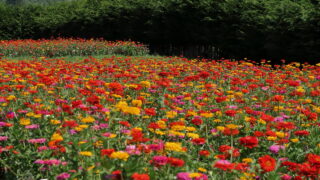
[258,155,276,172]
[199,150,210,157]
[225,110,237,117]
[191,118,203,126]
[144,108,156,116]
[101,149,115,157]
[198,71,210,78]
[223,128,239,136]
[62,120,78,128]
[86,95,100,105]
[239,136,259,149]
[215,96,227,103]
[307,154,320,168]
[168,157,185,167]
[192,138,206,145]
[294,130,310,136]
[273,95,284,102]
[131,173,150,180]
[214,160,235,171]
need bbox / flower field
[0,39,149,57]
[0,55,319,180]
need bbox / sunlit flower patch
[0,38,149,57]
[0,55,319,179]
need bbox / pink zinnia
[125,145,141,155]
[25,124,40,129]
[0,122,7,127]
[28,138,46,144]
[281,174,292,180]
[0,136,8,141]
[269,145,285,154]
[56,172,70,180]
[152,156,168,166]
[176,172,192,180]
[34,159,61,166]
[37,146,49,152]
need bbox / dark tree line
[0,0,319,63]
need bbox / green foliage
[0,0,319,62]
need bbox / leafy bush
[0,0,319,62]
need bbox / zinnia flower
[56,172,70,180]
[151,156,168,166]
[27,138,46,144]
[258,155,276,172]
[269,145,285,154]
[0,136,8,141]
[213,160,234,171]
[110,151,129,161]
[132,173,150,180]
[239,136,259,148]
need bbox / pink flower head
[176,172,192,180]
[269,145,285,154]
[102,132,111,137]
[99,123,108,128]
[28,138,46,144]
[0,136,8,141]
[125,145,141,155]
[281,174,292,180]
[0,98,6,103]
[151,156,168,166]
[56,172,70,180]
[37,146,49,152]
[25,124,40,129]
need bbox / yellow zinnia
[79,151,93,157]
[110,151,129,161]
[165,142,184,152]
[20,118,31,126]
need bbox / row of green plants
[0,39,149,57]
[0,0,319,62]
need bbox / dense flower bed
[0,39,149,57]
[0,56,319,179]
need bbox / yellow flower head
[198,168,207,172]
[216,126,225,132]
[267,136,277,141]
[226,124,238,129]
[186,127,196,131]
[81,116,95,123]
[79,151,93,157]
[166,111,178,118]
[171,125,185,131]
[200,112,213,118]
[132,99,142,107]
[165,142,184,152]
[50,119,61,125]
[140,81,151,88]
[6,95,16,101]
[186,133,199,139]
[20,118,31,126]
[242,158,253,163]
[51,133,63,141]
[276,132,285,138]
[189,173,202,178]
[110,151,129,161]
[122,106,140,115]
